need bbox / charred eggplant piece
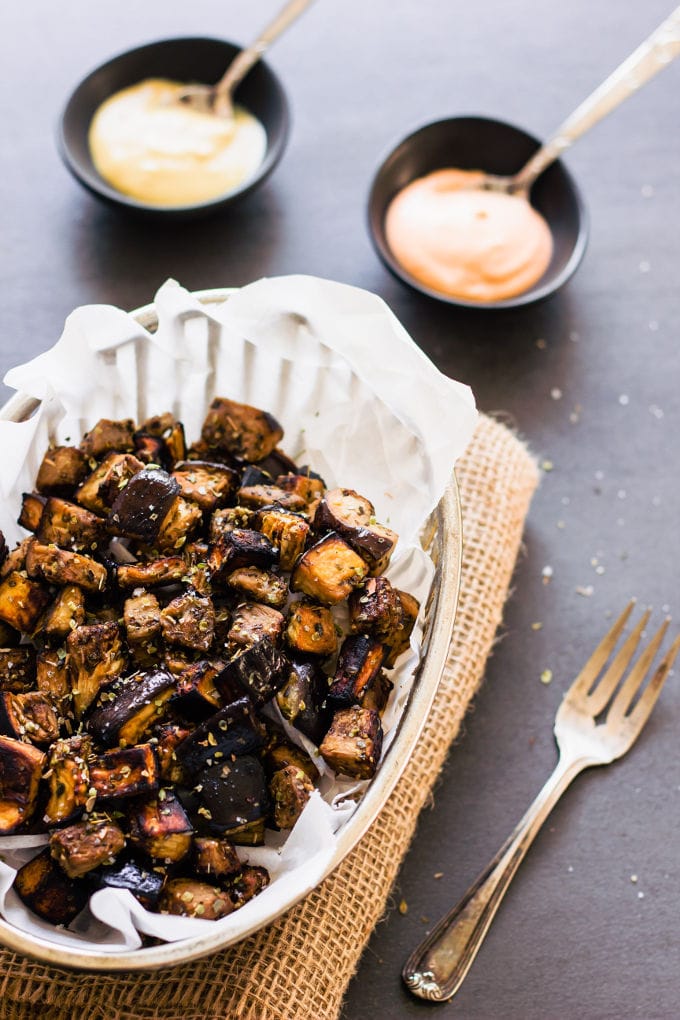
[209,505,255,540]
[319,706,383,780]
[171,460,239,511]
[35,445,88,497]
[140,412,187,467]
[290,533,368,605]
[328,634,385,708]
[201,396,284,462]
[26,541,108,595]
[13,847,90,924]
[237,484,307,512]
[160,588,215,652]
[155,495,203,553]
[41,584,86,641]
[80,417,135,458]
[36,649,71,717]
[159,877,234,919]
[270,764,314,829]
[0,735,45,832]
[284,601,338,657]
[0,537,33,580]
[97,853,166,910]
[88,669,176,748]
[226,864,270,907]
[314,487,398,574]
[217,638,289,708]
[254,506,310,571]
[68,621,126,718]
[262,732,318,784]
[116,556,187,590]
[173,660,224,719]
[18,492,46,533]
[193,836,241,880]
[108,467,180,544]
[208,527,278,581]
[274,473,325,515]
[0,691,59,747]
[226,566,288,609]
[75,451,145,515]
[128,789,193,863]
[37,497,106,553]
[0,646,37,692]
[359,669,394,715]
[382,589,420,667]
[43,734,93,826]
[50,818,126,878]
[0,570,51,632]
[276,660,333,746]
[348,576,404,639]
[90,744,159,801]
[175,695,265,774]
[133,431,170,469]
[226,602,285,651]
[195,755,269,836]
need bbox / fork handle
[402,754,592,1001]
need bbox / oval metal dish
[0,288,462,970]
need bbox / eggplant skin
[216,638,290,708]
[314,487,398,572]
[96,854,166,910]
[276,660,333,746]
[193,836,242,881]
[174,696,265,774]
[14,847,91,925]
[195,755,270,835]
[108,467,181,544]
[87,669,177,748]
[328,634,385,708]
[128,789,193,863]
[0,735,45,833]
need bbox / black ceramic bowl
[59,37,290,218]
[368,116,589,309]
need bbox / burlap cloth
[0,413,539,1020]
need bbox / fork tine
[585,608,651,715]
[568,600,636,699]
[626,632,680,733]
[606,617,670,725]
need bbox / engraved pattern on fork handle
[402,754,594,1002]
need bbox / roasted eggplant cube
[75,451,145,515]
[0,735,45,832]
[270,764,314,830]
[89,744,159,801]
[276,660,333,745]
[175,696,265,774]
[359,669,394,715]
[116,556,187,590]
[314,487,398,573]
[226,864,270,907]
[123,590,161,666]
[201,396,284,462]
[328,634,385,708]
[0,646,37,692]
[50,818,126,878]
[195,755,269,835]
[155,495,203,553]
[80,417,135,458]
[348,576,404,639]
[128,789,193,863]
[26,541,108,595]
[68,621,126,718]
[254,507,310,571]
[133,431,171,469]
[0,691,59,747]
[237,484,307,512]
[210,505,255,541]
[383,589,420,667]
[319,706,383,780]
[193,835,242,880]
[18,492,46,533]
[88,669,177,748]
[275,473,325,514]
[208,527,278,581]
[226,566,288,609]
[36,649,71,716]
[14,847,91,925]
[217,638,289,708]
[227,602,285,650]
[159,877,234,919]
[290,533,369,605]
[97,853,166,910]
[153,722,193,784]
[171,460,239,511]
[35,445,89,497]
[37,497,106,553]
[173,660,224,719]
[140,412,187,466]
[43,734,93,826]
[108,467,181,544]
[0,570,51,633]
[0,537,33,580]
[41,584,86,641]
[284,601,338,657]
[160,589,215,652]
[262,733,318,784]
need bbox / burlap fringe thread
[0,414,539,1020]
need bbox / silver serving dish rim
[0,288,462,970]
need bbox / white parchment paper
[0,275,477,953]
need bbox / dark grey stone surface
[2,2,680,1017]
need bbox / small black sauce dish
[59,37,290,219]
[367,116,589,309]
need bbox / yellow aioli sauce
[88,78,267,207]
[384,168,553,302]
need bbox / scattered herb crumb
[540,669,553,685]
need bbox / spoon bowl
[59,37,290,218]
[367,116,589,310]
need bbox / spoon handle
[514,5,680,192]
[215,0,317,102]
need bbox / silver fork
[403,601,680,1002]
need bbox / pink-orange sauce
[385,168,553,302]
